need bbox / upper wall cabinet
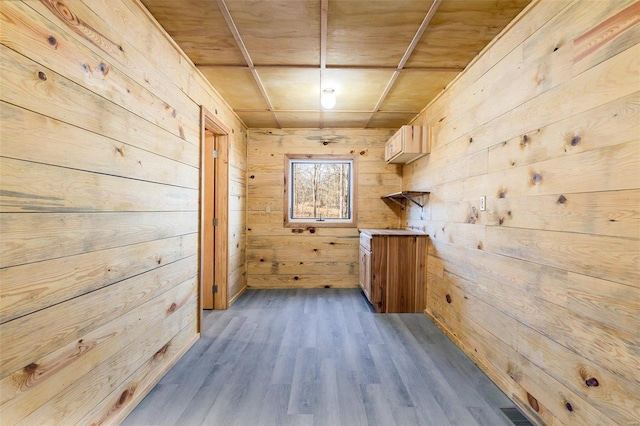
[384,125,430,164]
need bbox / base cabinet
[358,229,427,313]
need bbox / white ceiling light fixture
[321,88,336,109]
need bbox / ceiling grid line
[365,0,443,128]
[216,0,281,128]
[195,64,464,72]
[319,0,329,129]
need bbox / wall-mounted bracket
[381,191,430,210]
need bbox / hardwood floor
[123,289,517,426]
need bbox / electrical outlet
[480,196,486,211]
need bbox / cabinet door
[384,130,403,162]
[359,245,372,303]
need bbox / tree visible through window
[285,154,357,227]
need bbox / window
[284,154,357,228]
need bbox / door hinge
[213,149,219,159]
[213,285,218,294]
[213,218,219,226]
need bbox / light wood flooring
[123,289,518,426]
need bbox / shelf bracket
[387,197,406,209]
[401,194,424,208]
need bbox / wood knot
[570,135,582,146]
[215,109,218,115]
[38,71,47,81]
[324,285,331,288]
[24,363,39,374]
[313,248,318,252]
[308,227,316,234]
[360,150,366,155]
[115,146,124,157]
[585,377,599,387]
[565,402,573,412]
[250,175,255,179]
[47,36,57,46]
[329,241,335,245]
[98,62,108,74]
[445,294,452,304]
[553,46,559,52]
[527,393,540,412]
[477,242,483,250]
[291,229,303,234]
[499,217,504,225]
[499,191,506,198]
[294,276,299,281]
[531,173,543,184]
[557,194,567,204]
[467,207,479,224]
[155,344,169,360]
[521,134,530,146]
[259,258,265,262]
[118,389,131,406]
[469,137,473,144]
[507,211,512,216]
[322,141,329,145]
[118,45,124,52]
[167,302,177,313]
[157,257,162,264]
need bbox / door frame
[199,106,230,331]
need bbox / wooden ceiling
[142,0,531,128]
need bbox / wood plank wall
[0,0,247,423]
[246,129,401,288]
[402,0,640,424]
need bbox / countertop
[359,228,427,237]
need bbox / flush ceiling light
[321,88,336,109]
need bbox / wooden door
[199,107,230,330]
[202,129,216,309]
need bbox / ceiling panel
[322,69,394,111]
[380,71,459,112]
[406,0,531,68]
[237,112,279,128]
[321,112,371,128]
[274,112,321,128]
[367,112,418,129]
[198,67,268,111]
[259,68,321,111]
[225,0,320,66]
[142,0,246,65]
[143,0,532,128]
[327,0,434,67]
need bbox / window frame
[283,154,358,228]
